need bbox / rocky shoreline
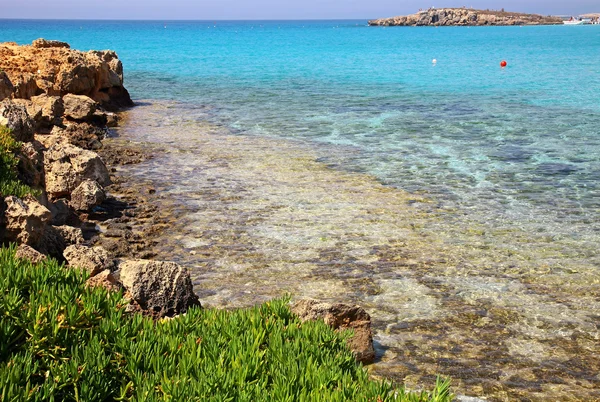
[0,39,375,362]
[369,8,563,26]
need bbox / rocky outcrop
[0,100,35,142]
[43,142,111,200]
[117,260,201,317]
[64,244,115,276]
[291,299,376,364]
[0,40,133,111]
[369,8,563,26]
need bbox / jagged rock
[117,260,201,317]
[43,142,111,200]
[105,112,119,128]
[86,269,122,292]
[55,225,84,245]
[12,99,42,130]
[32,39,70,49]
[31,94,64,127]
[64,244,115,276]
[15,244,47,264]
[50,122,105,150]
[0,41,133,110]
[0,99,35,142]
[291,299,376,364]
[17,140,45,188]
[70,179,106,211]
[63,94,97,121]
[3,195,52,246]
[36,224,83,259]
[0,71,14,101]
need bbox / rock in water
[291,299,376,364]
[117,260,201,317]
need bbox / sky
[1,0,598,20]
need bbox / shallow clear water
[2,20,600,400]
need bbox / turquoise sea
[2,20,600,400]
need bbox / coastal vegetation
[0,126,35,198]
[0,245,452,401]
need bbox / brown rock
[291,299,376,364]
[117,259,201,317]
[63,94,97,121]
[0,71,14,101]
[32,39,70,49]
[31,94,64,127]
[50,121,105,150]
[0,99,35,142]
[36,224,83,259]
[86,269,122,292]
[15,244,47,264]
[64,244,115,276]
[3,195,51,246]
[43,142,111,200]
[17,140,45,188]
[70,179,106,211]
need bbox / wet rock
[117,259,201,317]
[31,94,64,127]
[0,99,35,142]
[64,244,115,276]
[86,269,122,292]
[32,39,70,49]
[43,142,111,200]
[291,299,376,364]
[63,94,97,121]
[105,112,119,127]
[3,195,52,246]
[70,179,106,211]
[0,71,14,101]
[15,244,47,264]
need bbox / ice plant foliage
[0,245,452,401]
[0,126,35,198]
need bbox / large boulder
[64,244,115,276]
[0,100,35,142]
[70,179,106,211]
[117,260,201,317]
[291,299,376,364]
[3,195,52,246]
[63,94,97,121]
[0,71,14,101]
[43,142,110,200]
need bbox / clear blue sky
[2,0,597,20]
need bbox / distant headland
[368,8,564,26]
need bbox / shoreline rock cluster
[369,8,563,26]
[0,39,199,318]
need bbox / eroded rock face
[63,94,97,121]
[0,71,14,101]
[117,260,201,317]
[15,244,47,264]
[50,121,105,150]
[4,195,52,246]
[31,94,64,127]
[0,40,133,111]
[291,299,376,364]
[43,142,111,200]
[64,244,115,276]
[0,100,35,142]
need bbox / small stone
[85,269,122,292]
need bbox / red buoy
[500,60,507,68]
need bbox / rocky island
[369,8,563,26]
